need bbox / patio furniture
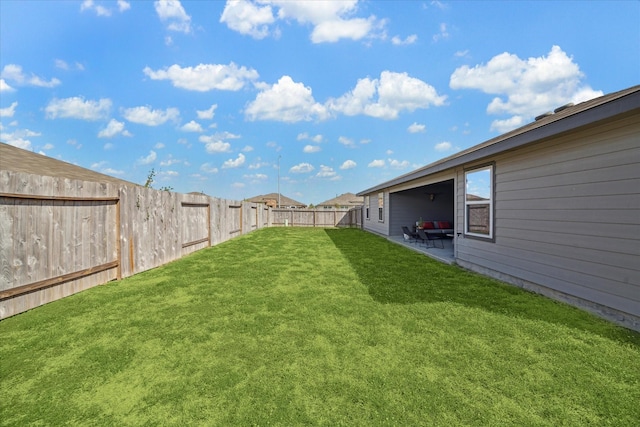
[402,226,418,243]
[417,228,444,249]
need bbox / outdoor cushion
[422,221,434,229]
[437,221,451,229]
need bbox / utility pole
[278,155,281,208]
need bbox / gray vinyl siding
[389,192,423,235]
[456,114,640,317]
[362,191,389,236]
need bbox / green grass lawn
[1,228,639,426]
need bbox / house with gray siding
[358,85,640,330]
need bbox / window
[365,196,370,220]
[465,165,494,239]
[378,192,384,222]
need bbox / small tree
[144,168,156,188]
[144,168,172,192]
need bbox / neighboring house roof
[358,85,640,195]
[247,193,307,208]
[0,142,137,187]
[316,192,364,208]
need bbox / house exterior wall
[363,191,389,235]
[455,114,640,324]
[390,192,428,235]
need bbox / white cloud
[450,45,603,129]
[297,132,323,143]
[0,102,18,117]
[181,120,204,132]
[316,165,339,180]
[154,0,191,33]
[143,63,259,92]
[490,116,525,133]
[290,162,314,174]
[137,150,157,165]
[0,79,15,92]
[117,0,130,12]
[80,0,129,16]
[248,160,269,170]
[392,34,418,45]
[155,142,165,149]
[200,130,240,144]
[220,0,386,43]
[340,160,356,170]
[245,75,328,122]
[243,173,268,183]
[81,0,111,16]
[408,122,426,133]
[0,127,41,150]
[435,141,453,152]
[303,145,321,153]
[55,59,69,70]
[98,119,132,138]
[368,159,385,168]
[122,106,179,126]
[3,138,31,150]
[432,22,449,42]
[327,71,446,120]
[200,163,219,174]
[311,16,377,43]
[1,64,60,88]
[222,153,246,169]
[42,143,54,150]
[220,0,275,39]
[196,104,218,120]
[200,132,238,154]
[338,136,355,148]
[389,159,410,169]
[103,143,114,150]
[160,155,184,167]
[46,97,111,120]
[200,136,232,154]
[103,167,125,175]
[55,59,85,71]
[159,170,179,180]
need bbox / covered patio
[387,234,456,264]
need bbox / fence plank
[0,170,271,319]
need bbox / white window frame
[378,192,384,222]
[464,164,494,240]
[365,196,370,220]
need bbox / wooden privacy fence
[271,207,362,228]
[0,170,271,319]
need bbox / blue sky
[1,1,638,205]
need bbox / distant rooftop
[247,193,307,208]
[316,192,363,208]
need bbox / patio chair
[401,226,418,244]
[416,228,444,249]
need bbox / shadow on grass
[325,228,640,346]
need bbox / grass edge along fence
[0,171,363,319]
[0,170,273,319]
